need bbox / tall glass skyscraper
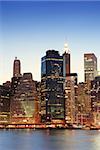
[41,50,65,123]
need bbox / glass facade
[41,50,65,122]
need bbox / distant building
[12,57,22,95]
[66,73,78,85]
[64,76,76,124]
[0,85,10,123]
[84,53,97,82]
[75,82,91,125]
[13,57,21,77]
[41,50,65,123]
[10,73,40,124]
[11,76,22,95]
[63,43,70,77]
[91,76,100,125]
[63,44,77,124]
[3,81,11,89]
[35,81,41,116]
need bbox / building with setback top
[10,73,40,124]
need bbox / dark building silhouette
[41,50,65,123]
[63,43,70,77]
[3,81,11,89]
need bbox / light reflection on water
[0,129,100,150]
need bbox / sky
[0,0,100,84]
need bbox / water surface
[0,129,100,150]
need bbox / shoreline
[0,124,99,130]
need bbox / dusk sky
[0,0,100,84]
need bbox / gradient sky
[0,0,100,84]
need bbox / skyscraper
[10,73,40,124]
[91,76,100,125]
[84,53,97,82]
[63,43,70,77]
[13,57,21,77]
[0,85,10,123]
[41,50,65,123]
[63,43,78,124]
[12,57,22,95]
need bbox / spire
[64,42,70,53]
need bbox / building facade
[91,76,100,125]
[63,43,70,77]
[41,50,65,123]
[64,76,76,124]
[10,73,40,124]
[75,82,91,125]
[13,57,21,77]
[84,53,97,82]
[0,85,10,124]
[63,44,77,124]
[12,57,22,95]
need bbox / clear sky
[0,0,100,84]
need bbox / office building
[84,53,97,82]
[13,57,21,77]
[10,73,40,124]
[63,44,77,124]
[12,57,22,95]
[64,76,76,124]
[63,43,70,78]
[75,82,91,125]
[41,50,65,123]
[0,85,10,123]
[91,76,100,125]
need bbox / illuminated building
[0,85,10,123]
[63,43,77,124]
[11,57,22,95]
[63,43,70,77]
[11,76,22,95]
[64,74,77,124]
[75,82,91,125]
[41,50,65,123]
[91,76,100,125]
[10,73,40,124]
[84,53,97,82]
[35,81,41,116]
[13,57,21,77]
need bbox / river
[0,129,100,150]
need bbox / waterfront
[0,129,100,150]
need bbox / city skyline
[0,1,100,84]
